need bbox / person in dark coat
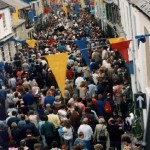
[107,118,124,150]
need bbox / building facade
[0,1,16,62]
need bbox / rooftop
[131,0,150,18]
[0,0,9,10]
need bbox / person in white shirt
[62,120,73,150]
[77,118,93,149]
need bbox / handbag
[99,125,107,142]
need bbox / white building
[0,1,16,62]
[119,0,150,129]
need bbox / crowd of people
[0,4,141,150]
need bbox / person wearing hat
[94,118,108,150]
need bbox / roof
[1,0,30,9]
[131,0,150,18]
[0,0,9,10]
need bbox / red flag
[0,14,3,19]
[110,40,131,63]
[47,39,56,45]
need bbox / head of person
[34,143,42,150]
[82,118,88,125]
[51,141,58,148]
[78,131,84,139]
[94,144,103,150]
[99,118,105,125]
[121,136,132,146]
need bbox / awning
[2,0,30,9]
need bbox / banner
[26,40,37,48]
[62,4,68,15]
[29,9,35,24]
[75,39,91,70]
[12,8,19,26]
[126,60,134,74]
[110,40,131,63]
[108,37,125,44]
[45,53,68,97]
[74,4,80,15]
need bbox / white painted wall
[0,7,12,40]
[119,0,150,129]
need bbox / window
[2,13,6,28]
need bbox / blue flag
[75,39,91,70]
[74,4,80,15]
[126,61,134,74]
[135,34,150,48]
[22,0,30,4]
[29,9,35,24]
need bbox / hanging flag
[135,34,150,48]
[75,39,91,70]
[12,8,19,26]
[22,0,30,4]
[47,39,56,45]
[108,37,125,44]
[29,9,35,24]
[110,40,131,63]
[38,6,43,16]
[126,60,134,74]
[62,4,68,15]
[26,40,37,48]
[74,4,80,15]
[45,53,68,97]
[0,14,2,19]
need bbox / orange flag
[110,40,131,63]
[0,14,2,19]
[26,40,37,48]
[45,53,68,97]
[108,37,125,44]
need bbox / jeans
[64,138,73,150]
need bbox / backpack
[104,101,112,114]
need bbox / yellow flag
[38,6,43,16]
[62,4,67,15]
[100,0,104,7]
[26,40,37,48]
[45,53,68,97]
[108,37,125,44]
[13,8,19,25]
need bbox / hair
[51,141,58,148]
[43,115,48,121]
[121,136,132,144]
[65,120,71,128]
[78,132,84,137]
[29,110,34,115]
[12,111,17,116]
[26,129,32,135]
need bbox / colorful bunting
[75,39,91,70]
[108,37,125,44]
[45,53,68,97]
[110,40,131,63]
[26,40,37,48]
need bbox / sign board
[134,93,146,109]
